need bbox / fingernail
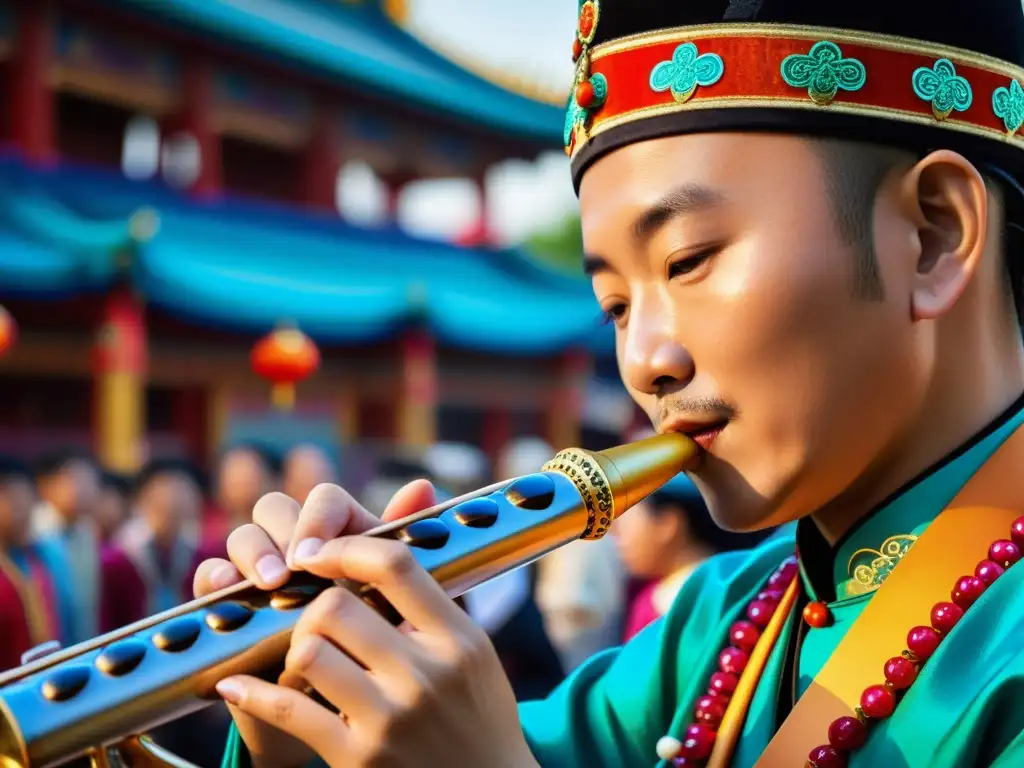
[293,538,324,564]
[256,555,287,585]
[216,678,244,705]
[210,563,239,590]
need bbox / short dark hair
[812,138,1021,320]
[648,481,770,552]
[34,448,96,480]
[0,456,34,487]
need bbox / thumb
[381,479,437,523]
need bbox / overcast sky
[340,0,580,245]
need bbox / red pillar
[92,289,148,472]
[302,104,340,212]
[11,1,55,165]
[165,56,221,198]
[482,408,512,469]
[173,388,208,464]
[381,173,412,225]
[545,349,590,450]
[396,328,437,449]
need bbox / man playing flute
[195,0,1024,765]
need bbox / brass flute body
[0,434,697,768]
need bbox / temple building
[0,0,626,478]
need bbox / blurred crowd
[0,431,771,766]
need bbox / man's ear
[897,150,988,320]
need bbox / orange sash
[707,422,1024,767]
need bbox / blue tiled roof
[106,0,565,144]
[0,156,612,357]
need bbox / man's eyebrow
[581,184,725,276]
[583,254,610,276]
[632,184,726,244]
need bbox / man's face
[141,474,201,542]
[217,450,269,520]
[581,133,925,531]
[0,477,35,546]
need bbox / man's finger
[193,558,243,598]
[381,479,437,523]
[286,484,382,569]
[284,633,391,727]
[226,524,289,590]
[294,586,417,671]
[295,536,467,635]
[215,675,349,759]
[252,492,301,556]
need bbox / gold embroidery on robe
[838,534,918,600]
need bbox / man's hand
[193,481,537,768]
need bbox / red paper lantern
[0,306,16,359]
[250,324,320,410]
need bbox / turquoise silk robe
[222,400,1024,768]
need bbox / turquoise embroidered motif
[587,73,608,107]
[912,59,972,120]
[649,42,725,103]
[780,40,866,105]
[992,79,1024,135]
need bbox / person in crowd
[426,441,566,701]
[113,459,225,620]
[615,474,771,642]
[283,444,338,505]
[31,449,105,645]
[514,437,627,672]
[95,471,132,544]
[0,457,61,670]
[206,444,279,546]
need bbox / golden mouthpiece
[543,432,700,540]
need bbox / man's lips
[659,417,729,452]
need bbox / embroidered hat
[566,0,1024,191]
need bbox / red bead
[860,684,896,719]
[769,560,798,588]
[746,599,777,629]
[883,656,918,690]
[572,38,583,61]
[988,540,1021,568]
[757,589,785,603]
[680,724,716,761]
[827,716,867,751]
[728,620,762,652]
[575,81,595,108]
[907,626,942,660]
[951,575,986,609]
[930,602,965,633]
[808,744,848,768]
[718,646,749,675]
[1011,516,1024,550]
[708,671,738,697]
[802,601,833,629]
[975,559,1006,585]
[693,694,726,728]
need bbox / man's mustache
[657,396,736,428]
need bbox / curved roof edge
[0,155,614,359]
[107,0,566,144]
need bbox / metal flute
[0,433,698,768]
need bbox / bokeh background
[0,3,742,765]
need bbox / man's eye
[601,304,627,325]
[668,248,715,278]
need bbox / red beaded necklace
[654,517,1024,767]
